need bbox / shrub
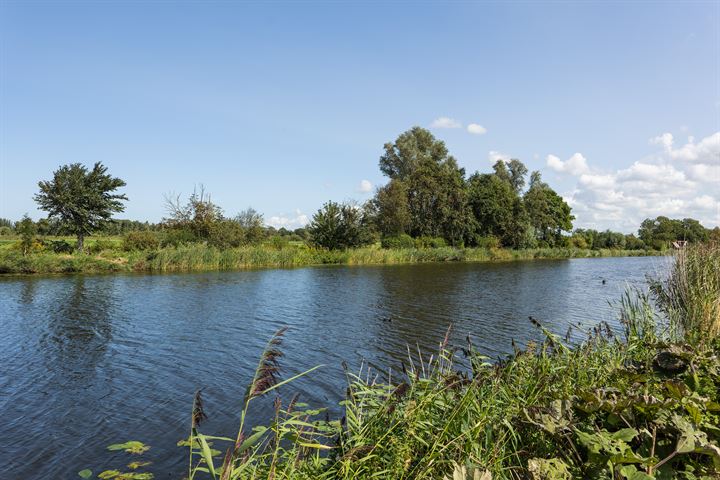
[207,220,245,249]
[0,226,13,236]
[624,234,645,250]
[308,201,373,250]
[473,235,499,249]
[48,239,74,254]
[88,239,120,254]
[381,234,415,249]
[569,235,588,249]
[267,235,290,250]
[123,231,161,251]
[161,228,197,248]
[414,236,447,249]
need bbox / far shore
[0,242,668,276]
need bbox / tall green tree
[367,179,411,237]
[376,127,472,245]
[523,172,574,246]
[34,162,127,252]
[235,207,265,244]
[638,216,709,249]
[467,173,517,245]
[379,126,451,180]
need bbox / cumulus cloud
[430,117,462,129]
[557,131,720,232]
[546,153,590,176]
[467,123,487,135]
[357,179,373,193]
[267,209,309,229]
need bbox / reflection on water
[0,256,670,478]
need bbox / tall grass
[0,243,663,275]
[652,242,720,342]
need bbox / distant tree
[376,127,472,245]
[467,173,517,246]
[406,156,472,245]
[34,162,127,252]
[638,216,709,249]
[507,159,528,193]
[293,227,309,240]
[0,218,13,229]
[379,126,451,180]
[164,186,223,241]
[368,179,411,237]
[624,234,645,250]
[308,201,373,250]
[16,215,37,256]
[523,172,574,246]
[235,207,265,244]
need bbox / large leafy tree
[367,179,411,237]
[376,127,472,245]
[379,127,451,180]
[34,162,127,252]
[467,173,518,246]
[638,216,709,249]
[523,172,574,246]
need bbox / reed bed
[90,243,720,479]
[0,242,662,275]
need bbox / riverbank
[0,243,665,274]
[89,243,719,479]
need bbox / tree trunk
[76,233,84,253]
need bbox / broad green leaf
[197,433,217,479]
[98,471,121,479]
[77,470,92,479]
[107,441,150,454]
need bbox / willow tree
[34,162,127,252]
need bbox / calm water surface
[0,256,670,478]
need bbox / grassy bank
[86,244,719,479]
[0,240,664,275]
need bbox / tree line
[2,127,717,253]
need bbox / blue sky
[1,1,718,232]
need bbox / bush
[624,234,645,250]
[473,236,499,249]
[569,235,588,249]
[88,239,120,254]
[414,236,447,249]
[123,231,161,251]
[267,235,290,250]
[48,239,74,253]
[208,220,245,249]
[381,234,415,249]
[161,228,197,248]
[0,226,13,236]
[308,201,373,250]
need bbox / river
[0,256,670,478]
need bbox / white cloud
[559,130,720,232]
[267,209,309,229]
[467,123,487,135]
[357,179,373,193]
[430,117,462,129]
[488,150,511,163]
[546,153,590,176]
